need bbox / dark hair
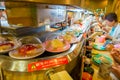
[105,13,118,22]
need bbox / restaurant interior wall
[112,0,120,22]
[105,0,114,13]
[80,0,108,11]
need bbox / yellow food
[63,35,72,42]
[26,49,36,54]
[0,42,14,51]
[51,39,64,49]
[0,45,12,51]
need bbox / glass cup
[98,58,112,79]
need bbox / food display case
[0,1,92,80]
[0,32,86,80]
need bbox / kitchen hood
[4,0,110,10]
[4,0,81,8]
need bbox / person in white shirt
[103,13,120,42]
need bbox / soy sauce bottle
[85,38,94,58]
[84,57,94,76]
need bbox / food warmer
[0,31,86,80]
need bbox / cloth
[109,27,116,36]
[109,23,120,41]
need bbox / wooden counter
[91,49,118,80]
[92,49,111,80]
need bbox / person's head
[105,12,118,27]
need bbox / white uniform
[109,23,120,41]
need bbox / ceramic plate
[9,44,45,59]
[92,54,112,66]
[0,39,21,54]
[57,35,79,44]
[43,40,70,53]
[93,43,106,51]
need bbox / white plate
[57,35,79,44]
[9,44,45,59]
[0,40,21,54]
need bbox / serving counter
[0,28,87,80]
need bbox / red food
[0,42,14,47]
[0,42,14,50]
[18,44,37,56]
[82,72,92,80]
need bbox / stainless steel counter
[0,31,85,80]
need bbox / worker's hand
[104,34,112,40]
[102,27,109,33]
